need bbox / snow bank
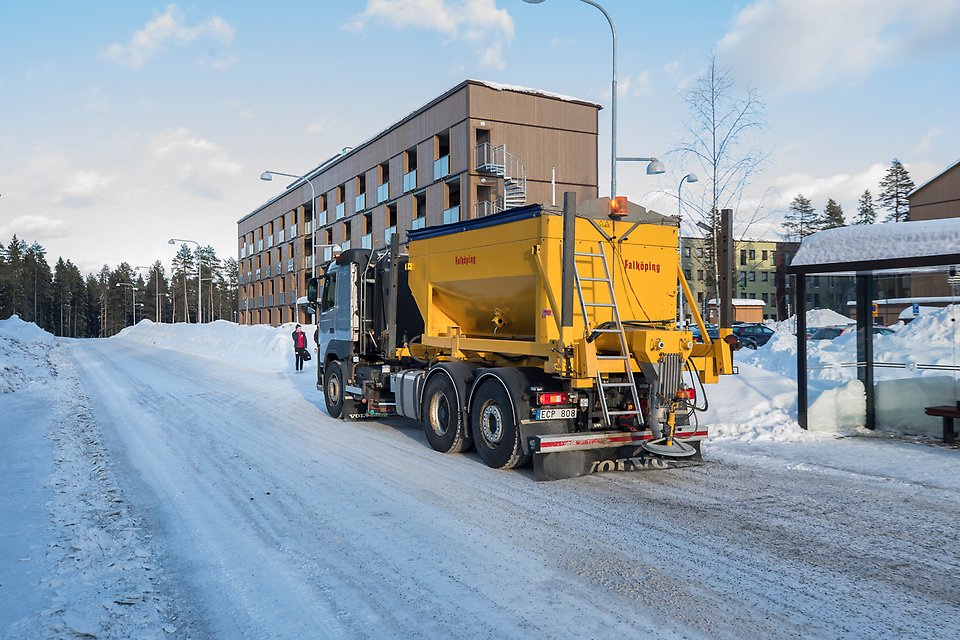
[0,315,56,392]
[114,319,302,372]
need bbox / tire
[470,380,528,469]
[422,374,471,453]
[324,360,345,418]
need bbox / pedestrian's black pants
[295,350,305,371]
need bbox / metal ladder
[573,242,643,428]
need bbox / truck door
[318,262,359,362]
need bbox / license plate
[535,408,577,420]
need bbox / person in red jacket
[292,324,308,372]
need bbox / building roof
[239,79,600,226]
[789,217,960,273]
[706,298,765,307]
[908,157,960,198]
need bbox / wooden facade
[237,80,600,325]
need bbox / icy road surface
[32,337,960,638]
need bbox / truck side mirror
[307,277,319,303]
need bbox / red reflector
[538,392,569,406]
[675,386,696,400]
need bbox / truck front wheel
[422,374,471,453]
[324,360,345,418]
[470,381,528,469]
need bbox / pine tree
[878,158,915,222]
[821,198,845,229]
[853,190,876,225]
[783,194,817,241]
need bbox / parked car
[690,324,720,343]
[732,323,776,348]
[809,324,894,340]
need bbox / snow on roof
[471,79,602,107]
[791,217,960,267]
[706,298,766,306]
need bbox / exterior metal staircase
[474,142,527,215]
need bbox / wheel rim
[327,373,341,404]
[480,402,504,445]
[429,393,450,436]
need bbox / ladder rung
[585,302,615,307]
[575,252,603,258]
[600,382,635,387]
[597,355,630,360]
[579,277,609,282]
[607,410,641,416]
[591,328,621,333]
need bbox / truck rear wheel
[422,374,471,453]
[470,380,528,469]
[324,360,345,419]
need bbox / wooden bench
[924,405,960,444]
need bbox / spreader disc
[641,438,698,458]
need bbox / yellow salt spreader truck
[307,195,736,480]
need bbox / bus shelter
[788,218,960,438]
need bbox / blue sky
[1,0,958,273]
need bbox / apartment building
[237,79,600,325]
[681,237,798,320]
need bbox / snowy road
[60,337,960,639]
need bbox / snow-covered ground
[1,313,958,639]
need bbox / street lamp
[524,0,622,197]
[136,264,160,322]
[169,238,202,324]
[676,173,699,326]
[261,170,318,279]
[116,282,137,326]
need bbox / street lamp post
[524,0,622,197]
[676,173,699,326]
[261,170,318,279]
[116,282,137,326]
[136,265,160,322]
[169,238,202,323]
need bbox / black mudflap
[533,444,702,481]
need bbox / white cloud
[346,0,514,70]
[0,215,70,240]
[60,170,119,207]
[307,120,327,135]
[912,128,944,155]
[103,4,235,70]
[148,128,242,199]
[718,0,960,92]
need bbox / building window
[697,291,704,304]
[403,147,418,193]
[748,249,755,260]
[740,250,747,266]
[697,270,704,282]
[361,212,373,249]
[412,192,427,230]
[377,162,390,203]
[696,247,704,258]
[749,271,756,282]
[443,180,461,224]
[385,203,398,244]
[761,271,769,282]
[762,250,768,261]
[335,185,345,220]
[434,130,450,180]
[684,269,692,280]
[684,246,691,258]
[355,174,366,212]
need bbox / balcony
[278,229,284,243]
[411,217,426,230]
[267,295,274,307]
[433,155,449,181]
[355,192,366,212]
[274,264,281,276]
[304,220,313,235]
[255,268,261,280]
[377,182,389,204]
[384,226,397,244]
[474,199,503,218]
[442,206,460,225]
[267,235,274,248]
[305,256,314,270]
[341,239,351,251]
[361,233,372,249]
[403,169,417,193]
[287,258,294,273]
[323,246,334,262]
[317,210,327,227]
[288,224,296,239]
[257,239,263,252]
[335,202,345,220]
